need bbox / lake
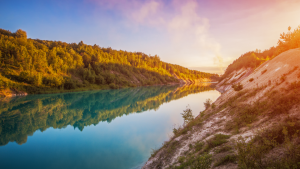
[0,84,220,169]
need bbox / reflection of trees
[0,84,214,146]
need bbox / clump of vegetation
[178,156,185,163]
[261,69,267,74]
[232,82,243,91]
[194,141,205,152]
[0,28,219,95]
[249,78,254,82]
[173,153,212,169]
[204,134,231,152]
[214,154,237,167]
[235,118,300,169]
[204,98,212,109]
[280,74,287,82]
[181,106,194,125]
[211,103,216,109]
[214,145,233,153]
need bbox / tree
[181,106,194,125]
[204,99,212,109]
[15,29,27,39]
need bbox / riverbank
[0,78,218,98]
[143,48,300,168]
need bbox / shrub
[204,98,212,109]
[214,155,237,167]
[95,75,105,85]
[194,141,204,151]
[261,69,267,74]
[181,106,194,124]
[109,83,118,89]
[232,82,243,91]
[192,153,212,169]
[64,81,76,90]
[87,75,95,84]
[280,75,286,82]
[178,156,185,163]
[249,78,254,82]
[204,134,231,152]
[211,103,216,109]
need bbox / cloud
[87,0,224,67]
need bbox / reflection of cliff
[0,84,214,146]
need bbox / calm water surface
[0,84,220,169]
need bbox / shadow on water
[0,84,214,146]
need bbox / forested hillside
[221,26,300,80]
[0,28,218,96]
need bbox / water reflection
[0,84,214,146]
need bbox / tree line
[0,28,218,94]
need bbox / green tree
[181,106,194,125]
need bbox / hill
[0,28,218,97]
[143,31,300,168]
[220,25,300,82]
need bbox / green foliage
[204,98,212,109]
[214,145,232,153]
[0,28,218,94]
[214,155,237,167]
[232,82,243,91]
[235,120,300,169]
[178,156,185,163]
[204,134,231,152]
[181,106,194,124]
[175,153,212,169]
[194,141,205,151]
[109,83,118,89]
[211,103,216,109]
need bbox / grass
[194,141,205,151]
[214,154,237,167]
[235,119,300,169]
[203,134,231,152]
[171,153,212,169]
[214,145,233,153]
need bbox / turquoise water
[0,85,220,169]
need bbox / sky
[1,0,300,74]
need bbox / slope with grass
[143,48,300,169]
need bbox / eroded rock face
[143,48,300,169]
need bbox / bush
[249,78,254,82]
[181,106,194,125]
[95,75,105,85]
[87,75,95,84]
[204,99,212,109]
[232,82,243,91]
[261,69,267,74]
[214,155,237,167]
[64,81,76,90]
[109,83,118,89]
[211,103,216,109]
[204,134,231,152]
